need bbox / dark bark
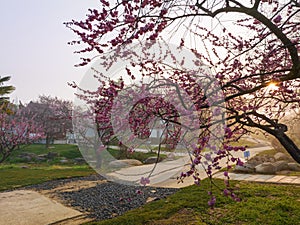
[273,131,300,164]
[45,135,54,148]
[256,120,300,164]
[45,135,51,148]
[0,146,15,163]
[234,112,300,164]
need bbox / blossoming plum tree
[0,108,44,163]
[25,96,73,148]
[66,0,300,205]
[0,80,44,163]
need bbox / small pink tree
[25,96,73,148]
[0,108,44,163]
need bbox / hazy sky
[0,0,99,103]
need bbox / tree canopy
[0,77,43,163]
[67,0,300,201]
[25,95,73,148]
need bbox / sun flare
[267,82,279,91]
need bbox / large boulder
[109,159,143,168]
[235,164,255,173]
[59,159,69,163]
[35,156,47,162]
[288,163,300,171]
[19,155,32,162]
[247,158,264,166]
[46,152,59,159]
[144,156,163,164]
[255,162,276,174]
[235,162,256,173]
[38,154,48,158]
[272,160,289,171]
[18,152,38,162]
[74,157,86,164]
[274,152,290,161]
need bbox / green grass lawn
[0,144,166,191]
[6,144,83,163]
[229,139,260,148]
[0,144,97,191]
[107,148,166,162]
[0,164,95,191]
[7,144,165,164]
[148,138,259,153]
[88,179,300,225]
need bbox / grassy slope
[107,148,166,162]
[6,144,83,163]
[0,144,165,191]
[89,179,300,225]
[1,144,96,191]
[8,144,165,163]
[0,165,95,191]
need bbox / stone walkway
[214,172,300,185]
[154,172,300,188]
[0,190,89,225]
[0,178,106,225]
[106,145,274,188]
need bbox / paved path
[214,172,300,185]
[107,156,191,186]
[0,179,104,225]
[0,190,86,225]
[106,145,273,187]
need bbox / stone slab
[265,175,286,183]
[292,178,300,184]
[0,190,83,225]
[251,175,274,182]
[278,176,299,184]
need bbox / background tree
[0,109,44,163]
[0,79,43,163]
[25,95,73,148]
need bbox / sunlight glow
[267,82,279,91]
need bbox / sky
[0,1,250,105]
[0,0,100,104]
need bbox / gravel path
[25,175,178,221]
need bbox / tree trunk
[273,132,300,164]
[45,135,51,148]
[0,146,15,163]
